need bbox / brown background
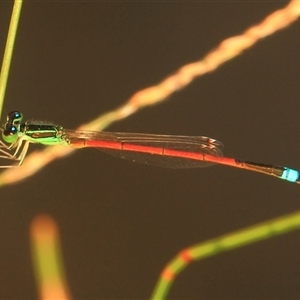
[0,1,300,299]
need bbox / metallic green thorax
[19,123,69,145]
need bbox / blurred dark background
[0,1,300,299]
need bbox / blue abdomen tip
[281,168,299,183]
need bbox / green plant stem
[0,0,23,119]
[151,211,300,300]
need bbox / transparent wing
[64,130,224,169]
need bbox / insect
[0,111,299,184]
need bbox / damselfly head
[2,124,18,144]
[1,111,23,144]
[7,111,23,125]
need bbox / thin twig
[0,0,23,118]
[150,211,300,300]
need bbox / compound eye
[2,125,18,144]
[7,111,23,124]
